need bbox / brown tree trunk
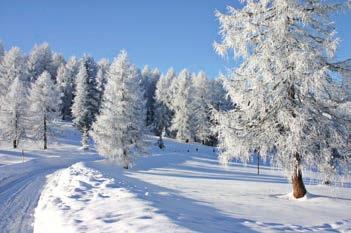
[291,153,307,198]
[123,149,129,169]
[43,115,47,150]
[13,139,17,149]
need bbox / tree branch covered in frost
[214,0,351,179]
[91,51,147,168]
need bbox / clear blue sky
[0,0,350,78]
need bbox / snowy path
[0,122,100,233]
[33,136,351,233]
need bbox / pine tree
[28,71,60,149]
[170,69,195,142]
[0,77,28,148]
[57,57,79,119]
[91,51,146,168]
[27,43,53,82]
[215,0,351,198]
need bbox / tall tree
[27,43,53,82]
[57,57,79,119]
[215,0,351,198]
[0,41,4,61]
[91,51,146,169]
[141,66,160,129]
[192,71,212,144]
[50,53,66,81]
[28,71,60,149]
[0,77,28,148]
[170,69,195,142]
[0,47,27,99]
[71,55,99,150]
[96,58,110,111]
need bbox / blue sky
[0,0,350,78]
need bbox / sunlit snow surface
[0,122,350,232]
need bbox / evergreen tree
[57,57,79,119]
[0,77,28,148]
[50,53,66,81]
[170,69,195,142]
[28,71,60,149]
[215,0,351,198]
[96,58,110,111]
[27,43,53,82]
[141,66,160,128]
[192,71,212,144]
[0,41,4,61]
[91,51,146,168]
[0,47,27,99]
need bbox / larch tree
[192,71,212,144]
[26,43,53,82]
[141,66,160,129]
[214,0,351,198]
[96,58,110,111]
[57,57,79,120]
[50,53,66,81]
[170,69,195,142]
[0,47,27,99]
[28,71,60,149]
[72,55,99,150]
[91,51,146,169]
[0,41,4,61]
[0,77,28,148]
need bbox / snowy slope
[0,122,100,233]
[33,133,351,233]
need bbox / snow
[0,122,350,232]
[27,124,351,233]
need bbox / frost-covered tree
[0,77,28,148]
[91,51,146,169]
[96,58,110,111]
[27,43,53,82]
[215,0,351,198]
[28,71,60,149]
[192,71,212,144]
[141,66,160,128]
[170,69,195,142]
[0,47,27,99]
[71,55,99,150]
[154,68,177,136]
[0,41,4,61]
[50,53,66,81]
[57,57,79,119]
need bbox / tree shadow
[87,161,259,233]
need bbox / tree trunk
[13,139,17,149]
[257,153,260,175]
[291,153,307,198]
[123,149,129,169]
[43,115,47,150]
[81,129,89,151]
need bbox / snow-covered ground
[1,122,351,232]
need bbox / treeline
[0,41,231,152]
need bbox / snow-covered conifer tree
[0,77,28,148]
[0,41,4,61]
[28,71,60,149]
[27,43,53,82]
[0,47,27,99]
[141,66,160,128]
[57,57,79,119]
[91,51,146,168]
[192,71,212,144]
[215,0,351,198]
[96,58,110,111]
[170,69,195,142]
[50,53,66,81]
